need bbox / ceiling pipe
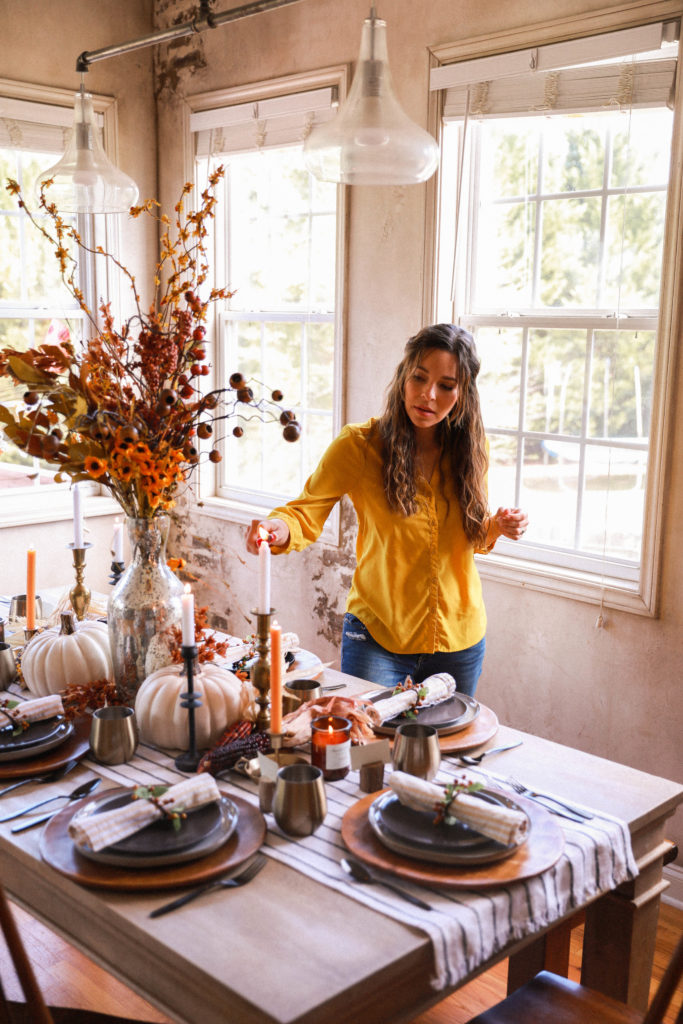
[76,0,307,73]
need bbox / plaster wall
[155,0,683,863]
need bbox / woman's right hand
[245,518,290,554]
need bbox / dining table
[0,615,680,1024]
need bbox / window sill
[0,493,121,529]
[476,548,655,617]
[196,495,341,547]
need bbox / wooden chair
[0,885,155,1024]
[466,931,683,1024]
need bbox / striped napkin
[389,770,529,846]
[68,774,221,852]
[1,694,64,724]
[370,672,456,724]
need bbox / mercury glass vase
[107,516,183,699]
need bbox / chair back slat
[0,887,53,1024]
[642,933,683,1024]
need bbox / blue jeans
[340,613,485,697]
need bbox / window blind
[191,86,337,157]
[431,20,678,120]
[0,95,105,153]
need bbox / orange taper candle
[270,619,283,734]
[26,546,36,630]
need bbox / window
[190,73,345,531]
[430,19,680,612]
[0,81,119,525]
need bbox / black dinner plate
[71,791,239,869]
[369,788,528,865]
[369,691,480,736]
[0,717,73,761]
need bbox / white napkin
[1,694,64,724]
[68,774,221,852]
[389,770,529,846]
[370,672,456,725]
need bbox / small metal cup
[89,706,138,765]
[392,722,441,780]
[0,644,17,690]
[272,763,327,837]
[8,594,43,624]
[283,678,323,714]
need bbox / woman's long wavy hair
[377,324,489,545]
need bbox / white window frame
[185,68,347,543]
[425,6,683,616]
[0,78,122,528]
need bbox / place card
[350,738,391,770]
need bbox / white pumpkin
[135,661,257,750]
[22,613,113,697]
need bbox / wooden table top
[0,665,681,1024]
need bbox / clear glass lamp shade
[35,91,139,214]
[303,15,439,185]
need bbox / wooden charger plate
[40,790,266,891]
[0,716,90,779]
[436,702,498,753]
[341,789,564,889]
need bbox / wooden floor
[0,899,681,1022]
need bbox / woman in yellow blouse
[246,324,527,694]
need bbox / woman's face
[403,348,460,436]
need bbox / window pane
[525,328,586,436]
[580,444,646,561]
[307,323,334,410]
[486,433,518,510]
[542,117,606,193]
[589,330,654,440]
[611,109,672,189]
[604,192,666,308]
[472,198,535,308]
[480,118,539,198]
[477,327,523,431]
[519,437,580,549]
[539,196,603,307]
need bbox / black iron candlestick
[175,644,202,773]
[109,560,125,586]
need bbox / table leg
[580,838,673,1010]
[507,913,583,994]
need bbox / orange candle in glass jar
[311,715,352,781]
[26,546,36,630]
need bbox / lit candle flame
[258,525,270,545]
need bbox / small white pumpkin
[135,661,257,750]
[22,612,113,697]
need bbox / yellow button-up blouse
[270,418,494,655]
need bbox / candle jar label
[324,739,350,771]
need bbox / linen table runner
[90,741,637,992]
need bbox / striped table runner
[90,742,637,991]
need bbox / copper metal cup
[282,678,323,715]
[391,722,441,780]
[272,763,327,837]
[0,644,17,690]
[89,706,138,765]
[8,595,43,624]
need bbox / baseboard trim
[662,864,683,910]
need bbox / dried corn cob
[198,731,271,776]
[213,719,254,748]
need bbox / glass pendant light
[303,5,439,185]
[36,83,139,214]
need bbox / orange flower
[167,557,186,571]
[84,456,108,479]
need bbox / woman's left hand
[494,507,529,541]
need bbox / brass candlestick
[251,609,274,732]
[270,731,284,766]
[68,542,93,620]
[175,644,202,773]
